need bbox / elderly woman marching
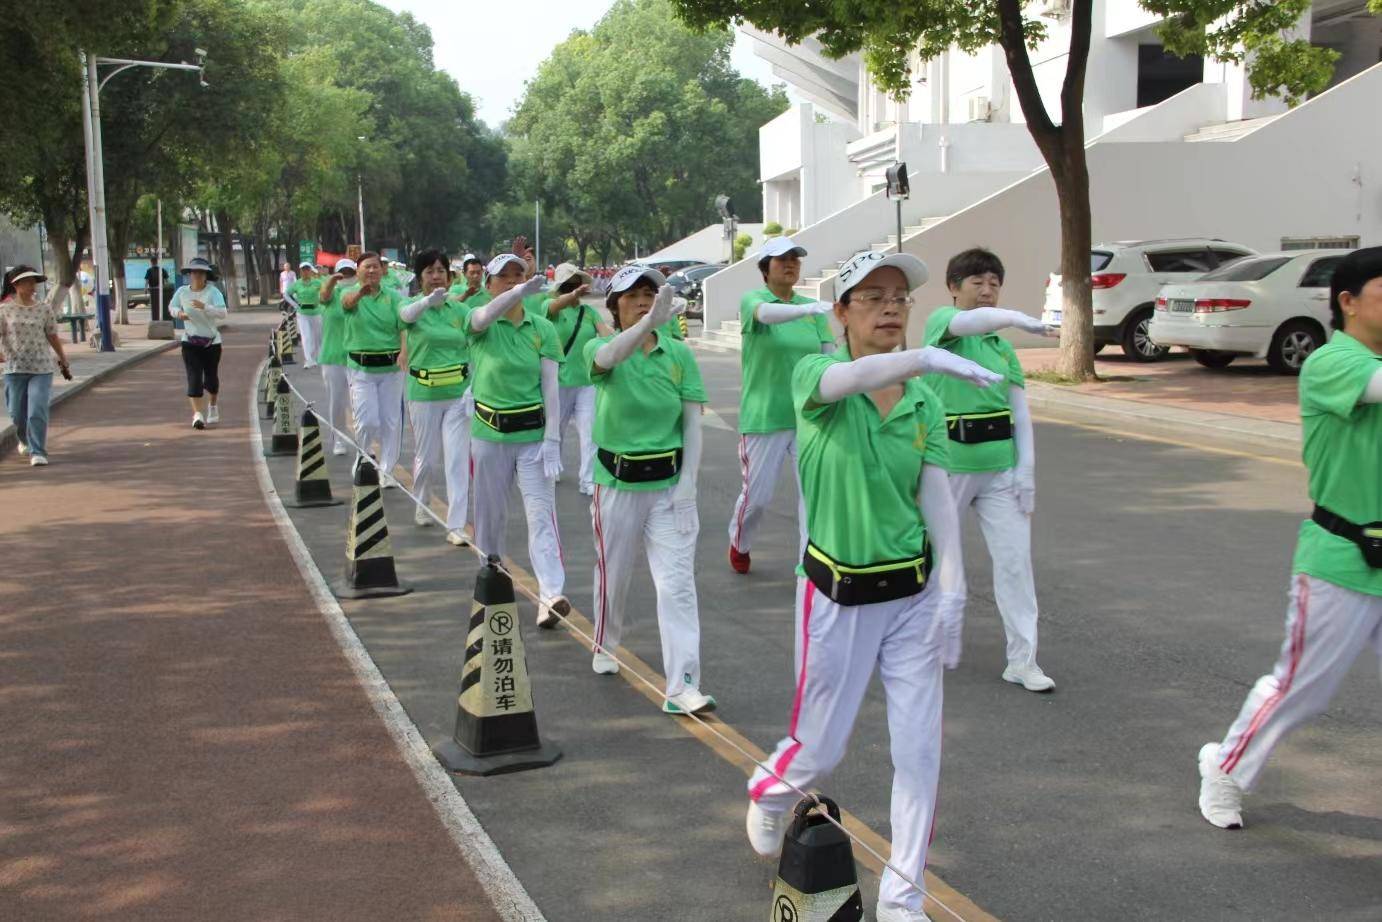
[340,252,406,474]
[465,254,569,626]
[315,258,358,456]
[585,266,714,715]
[285,262,324,368]
[169,257,228,430]
[744,251,1001,922]
[542,263,606,495]
[0,266,71,466]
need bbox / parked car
[1041,238,1256,361]
[636,258,709,275]
[1147,249,1342,375]
[666,263,723,319]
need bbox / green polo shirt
[344,286,406,373]
[317,281,357,367]
[739,287,834,433]
[922,306,1025,473]
[793,349,949,572]
[550,299,602,388]
[466,305,563,443]
[449,279,483,302]
[1292,331,1382,596]
[584,329,707,491]
[404,295,472,402]
[290,277,323,315]
[383,269,408,293]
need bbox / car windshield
[1091,251,1113,272]
[688,265,720,280]
[1199,256,1291,282]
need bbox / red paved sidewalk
[0,330,500,921]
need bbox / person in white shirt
[170,257,228,429]
[278,263,297,306]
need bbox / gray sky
[378,0,783,129]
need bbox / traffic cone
[263,377,297,457]
[433,556,561,776]
[769,797,864,922]
[262,355,282,420]
[276,321,296,365]
[333,459,412,599]
[677,313,688,338]
[285,408,342,507]
[287,312,300,343]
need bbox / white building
[702,0,1382,343]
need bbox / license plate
[1170,299,1194,313]
[1047,311,1062,324]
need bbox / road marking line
[1030,411,1303,468]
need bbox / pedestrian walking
[585,266,713,715]
[286,262,324,368]
[543,262,607,495]
[340,252,406,474]
[315,258,357,456]
[169,257,227,430]
[278,262,297,309]
[744,250,1001,922]
[0,266,71,466]
[922,247,1057,692]
[727,235,835,574]
[1197,245,1382,830]
[464,254,567,627]
[144,262,172,322]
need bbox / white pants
[1215,574,1382,791]
[298,313,323,368]
[728,430,806,555]
[471,438,565,600]
[320,364,352,454]
[558,385,596,492]
[749,578,944,913]
[950,468,1040,668]
[408,397,472,531]
[347,368,404,473]
[591,484,702,696]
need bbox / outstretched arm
[946,307,1048,337]
[815,347,1001,403]
[592,285,674,372]
[1364,367,1382,404]
[755,300,832,325]
[468,276,545,333]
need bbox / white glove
[423,286,448,308]
[671,487,697,534]
[647,285,675,329]
[518,275,546,298]
[805,300,833,315]
[460,389,475,417]
[1015,468,1035,516]
[671,296,689,316]
[915,347,1003,388]
[1011,313,1050,336]
[934,592,966,670]
[542,437,562,480]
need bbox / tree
[671,0,1357,380]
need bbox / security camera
[194,47,207,58]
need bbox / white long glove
[947,307,1051,337]
[541,357,562,479]
[756,300,832,325]
[469,275,546,333]
[669,401,702,534]
[1363,367,1382,404]
[816,346,1001,403]
[671,295,689,316]
[918,463,966,669]
[592,285,675,370]
[1011,387,1036,515]
[399,286,448,323]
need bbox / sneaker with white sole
[207,405,220,424]
[877,903,932,922]
[745,800,786,858]
[591,651,619,675]
[538,596,570,629]
[663,689,716,715]
[1197,742,1243,829]
[192,412,205,430]
[1002,662,1055,692]
[446,530,470,547]
[30,454,48,467]
[16,442,28,456]
[415,506,433,527]
[332,445,348,456]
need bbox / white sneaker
[663,689,716,715]
[591,651,619,675]
[415,506,433,527]
[1197,742,1243,829]
[207,405,220,424]
[446,530,469,547]
[16,442,28,456]
[332,445,348,456]
[30,454,48,467]
[745,800,786,858]
[537,596,570,629]
[192,412,205,430]
[877,903,932,922]
[579,483,595,496]
[1002,662,1055,692]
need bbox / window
[1090,250,1114,272]
[1298,257,1342,288]
[1281,236,1358,251]
[1145,249,1214,273]
[1209,248,1252,267]
[1200,256,1291,282]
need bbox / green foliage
[761,221,783,237]
[782,227,798,236]
[732,231,752,261]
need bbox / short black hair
[606,276,658,330]
[1328,245,1382,332]
[945,248,1005,290]
[412,248,450,279]
[462,257,483,272]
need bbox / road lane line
[1030,411,1303,468]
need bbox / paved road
[262,345,1380,921]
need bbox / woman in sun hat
[541,262,606,495]
[0,265,70,465]
[168,257,228,430]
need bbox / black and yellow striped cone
[263,377,298,457]
[262,355,283,420]
[333,459,412,599]
[677,313,688,337]
[285,409,342,507]
[770,797,864,922]
[287,312,300,343]
[433,556,561,776]
[276,322,296,365]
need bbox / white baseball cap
[553,263,594,289]
[757,236,807,261]
[609,265,665,294]
[833,251,928,301]
[298,260,315,270]
[335,258,358,272]
[9,270,46,283]
[485,253,527,277]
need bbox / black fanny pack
[185,335,214,348]
[1312,505,1382,569]
[947,411,1013,444]
[348,350,400,368]
[598,447,682,483]
[409,363,469,387]
[802,541,930,607]
[475,401,545,434]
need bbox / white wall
[760,104,807,182]
[1095,81,1226,140]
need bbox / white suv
[1041,239,1256,361]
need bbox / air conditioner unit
[967,96,992,122]
[1037,0,1070,20]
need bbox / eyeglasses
[850,289,914,309]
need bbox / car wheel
[1190,349,1236,369]
[1267,320,1323,375]
[1120,307,1168,362]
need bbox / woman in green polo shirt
[1197,245,1382,831]
[744,249,1000,922]
[286,262,324,368]
[728,235,835,575]
[583,265,713,716]
[400,249,474,546]
[922,247,1056,694]
[341,252,407,475]
[316,259,358,456]
[545,263,607,495]
[466,253,569,627]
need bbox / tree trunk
[1052,139,1096,381]
[212,209,242,311]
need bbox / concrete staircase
[1183,115,1278,142]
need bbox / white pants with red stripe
[590,484,701,697]
[749,578,944,913]
[949,469,1040,668]
[408,397,472,531]
[727,430,806,555]
[471,438,564,601]
[298,313,323,368]
[1214,573,1382,790]
[319,363,352,454]
[558,385,596,492]
[347,368,404,474]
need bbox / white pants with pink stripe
[298,313,323,368]
[1214,573,1382,790]
[319,363,352,454]
[590,484,701,696]
[727,430,806,555]
[749,578,944,913]
[471,438,565,601]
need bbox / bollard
[333,459,412,599]
[433,556,561,776]
[677,313,688,338]
[263,377,298,457]
[287,311,300,343]
[276,322,296,365]
[769,797,864,922]
[285,408,342,507]
[262,355,283,420]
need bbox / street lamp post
[356,136,367,250]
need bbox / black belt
[947,411,1013,444]
[409,363,469,387]
[475,401,545,434]
[802,541,930,607]
[348,350,400,367]
[1312,505,1382,569]
[597,447,682,483]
